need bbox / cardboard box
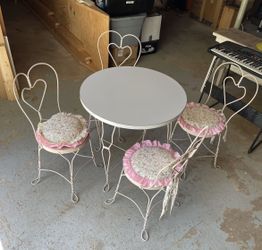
[218,5,239,29]
[109,45,138,67]
[191,0,224,28]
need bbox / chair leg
[117,128,126,143]
[69,151,79,203]
[140,189,162,241]
[31,145,42,185]
[89,140,98,168]
[214,133,222,168]
[140,200,152,241]
[141,129,147,141]
[170,121,178,142]
[166,122,172,143]
[104,168,124,205]
[95,119,102,151]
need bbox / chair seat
[178,102,226,138]
[123,140,182,189]
[35,112,89,150]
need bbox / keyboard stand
[199,55,262,154]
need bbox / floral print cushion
[178,102,226,138]
[35,112,89,149]
[123,140,181,188]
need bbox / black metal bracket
[248,129,262,153]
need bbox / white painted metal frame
[80,65,187,192]
[105,128,207,241]
[97,122,173,192]
[96,30,143,191]
[171,61,259,167]
[13,62,97,203]
[97,29,142,69]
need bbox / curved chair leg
[166,122,173,143]
[140,189,162,241]
[117,128,126,143]
[101,124,116,192]
[89,140,98,168]
[214,134,222,168]
[95,119,102,151]
[69,150,80,203]
[142,129,147,141]
[170,121,178,142]
[104,168,124,205]
[31,145,42,185]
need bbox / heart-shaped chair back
[13,62,61,134]
[204,61,259,126]
[97,30,142,69]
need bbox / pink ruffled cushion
[35,112,89,149]
[178,102,226,138]
[123,140,182,188]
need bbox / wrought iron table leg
[101,123,116,192]
[248,129,262,154]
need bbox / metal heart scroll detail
[21,79,47,114]
[108,43,133,67]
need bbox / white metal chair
[170,62,259,167]
[13,62,97,203]
[105,127,207,241]
[95,30,144,192]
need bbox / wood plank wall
[0,6,16,101]
[24,0,110,71]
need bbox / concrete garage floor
[1,2,262,250]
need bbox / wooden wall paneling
[0,6,6,35]
[199,0,206,22]
[24,0,109,71]
[0,27,16,100]
[212,0,224,29]
[218,5,238,29]
[0,66,7,99]
[66,0,109,70]
[0,28,7,101]
[191,0,203,20]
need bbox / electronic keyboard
[209,41,262,78]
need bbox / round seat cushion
[123,140,182,189]
[35,112,89,149]
[178,102,226,138]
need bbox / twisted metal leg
[69,150,80,203]
[95,119,102,151]
[166,122,172,143]
[214,133,222,168]
[101,123,116,192]
[141,129,147,141]
[169,122,184,154]
[89,140,98,168]
[104,168,124,205]
[106,170,163,241]
[170,121,178,141]
[117,128,126,143]
[140,189,162,241]
[31,145,42,185]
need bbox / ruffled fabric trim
[35,131,89,149]
[35,112,89,149]
[178,102,226,138]
[123,140,182,188]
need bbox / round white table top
[80,66,187,129]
